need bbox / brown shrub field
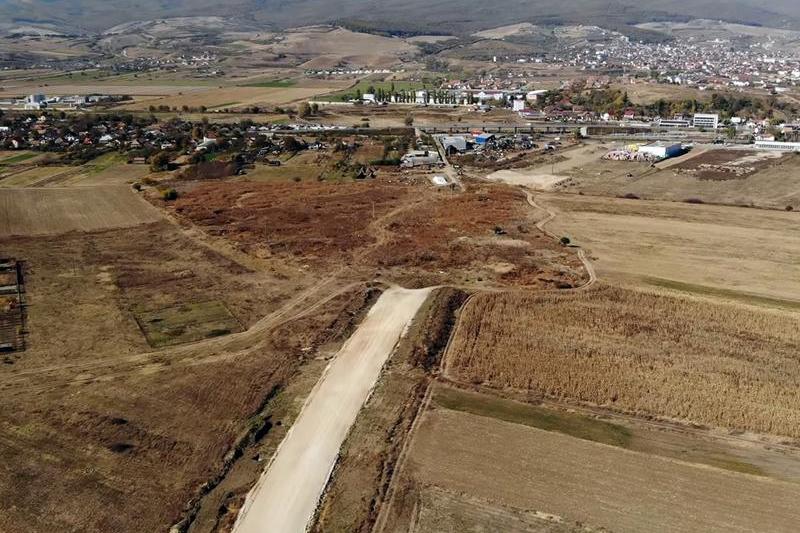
[447,285,800,438]
[168,180,584,288]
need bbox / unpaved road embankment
[233,286,432,533]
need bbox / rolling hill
[1,0,799,36]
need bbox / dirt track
[233,286,432,533]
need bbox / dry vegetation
[447,285,800,438]
[0,218,371,532]
[168,179,585,288]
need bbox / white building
[415,90,428,105]
[401,150,441,167]
[755,140,800,152]
[659,118,691,128]
[693,113,720,129]
[512,98,526,112]
[638,142,683,160]
[526,90,548,102]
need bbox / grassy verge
[642,276,800,311]
[0,152,37,165]
[241,79,296,88]
[433,384,632,448]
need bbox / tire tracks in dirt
[1,276,363,394]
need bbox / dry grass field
[399,407,800,533]
[541,193,800,301]
[169,179,584,288]
[560,148,800,210]
[447,285,800,438]
[0,216,370,532]
[134,300,243,347]
[0,186,164,236]
[0,152,152,188]
[120,86,337,111]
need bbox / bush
[369,158,401,166]
[786,205,794,212]
[560,236,571,245]
[132,182,142,191]
[149,151,171,172]
[683,198,705,204]
[161,188,178,201]
[178,160,237,180]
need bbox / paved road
[233,286,433,533]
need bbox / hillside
[1,0,799,36]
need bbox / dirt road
[525,190,597,289]
[232,286,432,533]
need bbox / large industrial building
[638,142,683,160]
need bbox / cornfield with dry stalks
[448,285,800,438]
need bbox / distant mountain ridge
[1,0,798,36]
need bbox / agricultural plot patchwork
[0,215,360,533]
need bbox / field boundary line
[372,381,434,533]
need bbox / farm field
[446,286,800,438]
[396,407,800,533]
[560,147,800,209]
[119,85,342,111]
[541,192,800,301]
[0,186,164,236]
[269,27,417,69]
[432,385,800,481]
[0,165,78,187]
